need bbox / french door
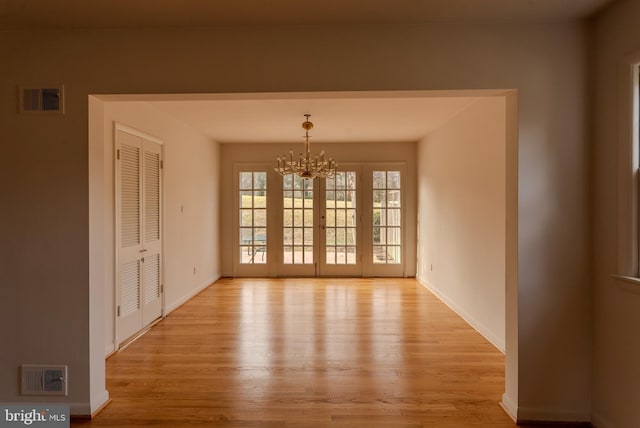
[115,124,164,346]
[234,163,404,277]
[279,168,361,276]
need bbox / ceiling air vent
[21,364,68,396]
[19,85,64,114]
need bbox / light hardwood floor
[74,278,537,427]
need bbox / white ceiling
[0,0,616,29]
[149,95,482,144]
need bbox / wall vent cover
[21,364,68,396]
[19,85,64,114]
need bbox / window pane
[254,209,267,227]
[254,191,266,208]
[373,171,386,189]
[240,172,253,189]
[387,209,401,226]
[371,170,401,267]
[304,209,313,227]
[254,172,267,190]
[387,171,401,189]
[240,191,252,208]
[284,210,293,227]
[283,228,293,245]
[373,190,386,207]
[240,210,252,227]
[304,228,313,245]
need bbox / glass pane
[346,172,356,188]
[336,191,345,203]
[240,246,252,264]
[293,247,303,264]
[303,247,313,264]
[387,209,401,226]
[254,191,266,208]
[346,247,356,264]
[294,176,304,190]
[304,193,313,208]
[387,227,401,245]
[240,172,253,189]
[388,190,401,207]
[283,191,293,207]
[254,172,267,190]
[283,228,293,245]
[294,211,303,227]
[254,228,267,243]
[373,171,386,189]
[303,209,313,227]
[240,191,252,208]
[326,190,335,202]
[283,174,293,189]
[326,177,335,190]
[254,247,267,264]
[373,226,382,244]
[387,171,401,189]
[326,228,336,246]
[283,209,293,227]
[293,228,303,245]
[346,209,356,226]
[240,228,252,244]
[373,246,386,263]
[240,210,253,227]
[326,210,335,227]
[254,209,267,227]
[326,248,335,264]
[373,190,386,207]
[373,208,382,226]
[336,228,346,245]
[304,228,313,245]
[345,190,355,206]
[304,179,314,190]
[387,246,401,264]
[346,227,356,245]
[283,246,293,264]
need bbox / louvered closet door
[116,127,163,346]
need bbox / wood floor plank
[72,278,552,427]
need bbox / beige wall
[220,141,417,277]
[0,22,591,421]
[593,1,640,427]
[416,97,506,351]
[89,100,221,357]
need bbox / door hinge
[160,284,164,293]
[160,160,164,169]
[116,149,120,160]
[117,305,120,317]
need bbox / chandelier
[274,114,337,179]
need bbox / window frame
[615,58,640,284]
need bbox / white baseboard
[165,275,220,315]
[416,275,505,352]
[501,392,518,421]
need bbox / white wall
[416,98,506,351]
[593,1,640,427]
[0,22,590,421]
[91,101,221,356]
[220,141,418,277]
